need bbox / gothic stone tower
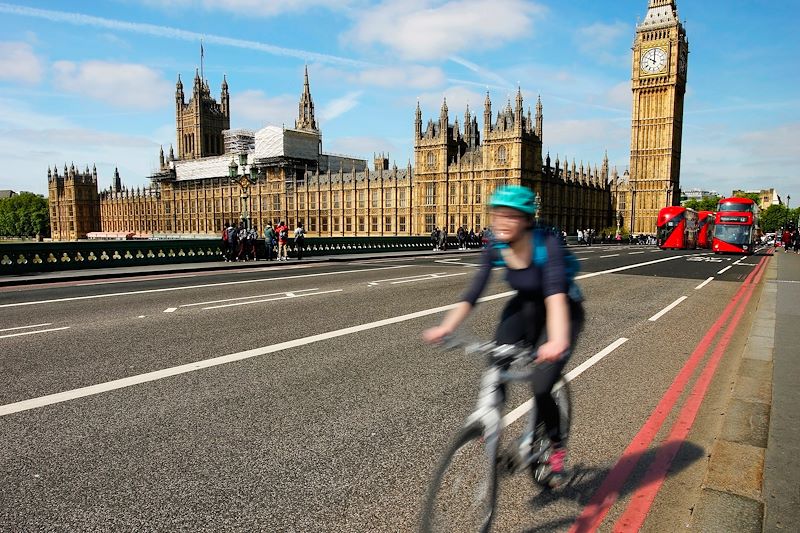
[48,163,100,240]
[627,0,688,233]
[295,66,318,132]
[175,70,230,160]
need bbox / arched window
[497,146,508,164]
[426,152,435,167]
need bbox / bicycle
[419,338,572,533]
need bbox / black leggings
[495,295,585,446]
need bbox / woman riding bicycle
[423,185,584,487]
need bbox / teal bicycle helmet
[488,185,537,216]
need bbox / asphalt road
[0,244,770,531]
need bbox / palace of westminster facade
[49,0,687,241]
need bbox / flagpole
[200,38,204,85]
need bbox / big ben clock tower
[627,0,688,233]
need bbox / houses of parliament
[48,0,687,241]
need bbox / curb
[688,257,776,532]
[0,248,481,288]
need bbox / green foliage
[761,205,800,233]
[734,192,762,204]
[683,196,721,212]
[0,192,50,238]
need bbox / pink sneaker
[547,448,568,488]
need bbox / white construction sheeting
[224,129,255,154]
[254,126,319,161]
[174,155,232,181]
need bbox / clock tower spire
[625,0,688,233]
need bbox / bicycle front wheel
[420,423,499,533]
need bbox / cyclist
[423,185,585,487]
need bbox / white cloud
[321,91,362,122]
[0,97,163,195]
[356,66,446,90]
[52,60,172,110]
[574,21,630,65]
[0,41,44,84]
[138,0,357,17]
[344,0,544,61]
[0,3,369,68]
[230,89,296,129]
[325,136,400,162]
[417,86,484,118]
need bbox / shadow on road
[522,439,705,533]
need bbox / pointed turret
[515,86,524,128]
[535,95,543,140]
[113,167,121,192]
[169,144,175,161]
[439,97,449,138]
[295,65,317,131]
[415,99,422,139]
[221,74,230,118]
[159,145,165,168]
[483,91,492,135]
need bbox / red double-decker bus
[712,197,760,254]
[657,206,699,249]
[697,210,716,249]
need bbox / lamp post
[787,194,792,230]
[229,156,261,230]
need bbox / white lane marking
[695,277,714,290]
[648,296,688,322]
[0,323,52,333]
[651,249,662,252]
[577,258,590,261]
[0,265,411,309]
[348,258,415,264]
[0,327,71,340]
[735,263,758,267]
[203,289,343,310]
[179,288,319,308]
[772,280,800,284]
[717,266,733,275]
[367,272,467,286]
[138,316,146,319]
[574,254,686,280]
[0,290,516,417]
[0,253,691,417]
[600,254,620,258]
[502,338,629,428]
[391,273,467,285]
[163,308,177,313]
[629,251,646,255]
[434,258,464,264]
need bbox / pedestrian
[792,228,800,254]
[225,223,238,261]
[457,225,466,250]
[276,220,289,261]
[431,226,440,251]
[294,222,306,260]
[236,223,248,261]
[247,225,258,260]
[221,224,229,261]
[782,228,792,253]
[263,222,275,261]
[469,228,476,248]
[439,227,448,251]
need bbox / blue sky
[0,0,797,204]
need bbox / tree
[684,196,721,212]
[0,192,50,238]
[734,192,762,204]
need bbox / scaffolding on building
[224,129,255,154]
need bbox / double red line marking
[570,254,769,532]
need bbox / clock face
[640,47,668,74]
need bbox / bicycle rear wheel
[420,423,499,533]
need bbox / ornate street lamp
[229,157,261,229]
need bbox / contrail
[0,2,372,69]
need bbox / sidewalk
[0,247,481,287]
[689,251,800,531]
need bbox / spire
[295,65,317,131]
[415,99,422,139]
[169,144,175,161]
[159,145,165,168]
[484,91,492,134]
[535,94,543,139]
